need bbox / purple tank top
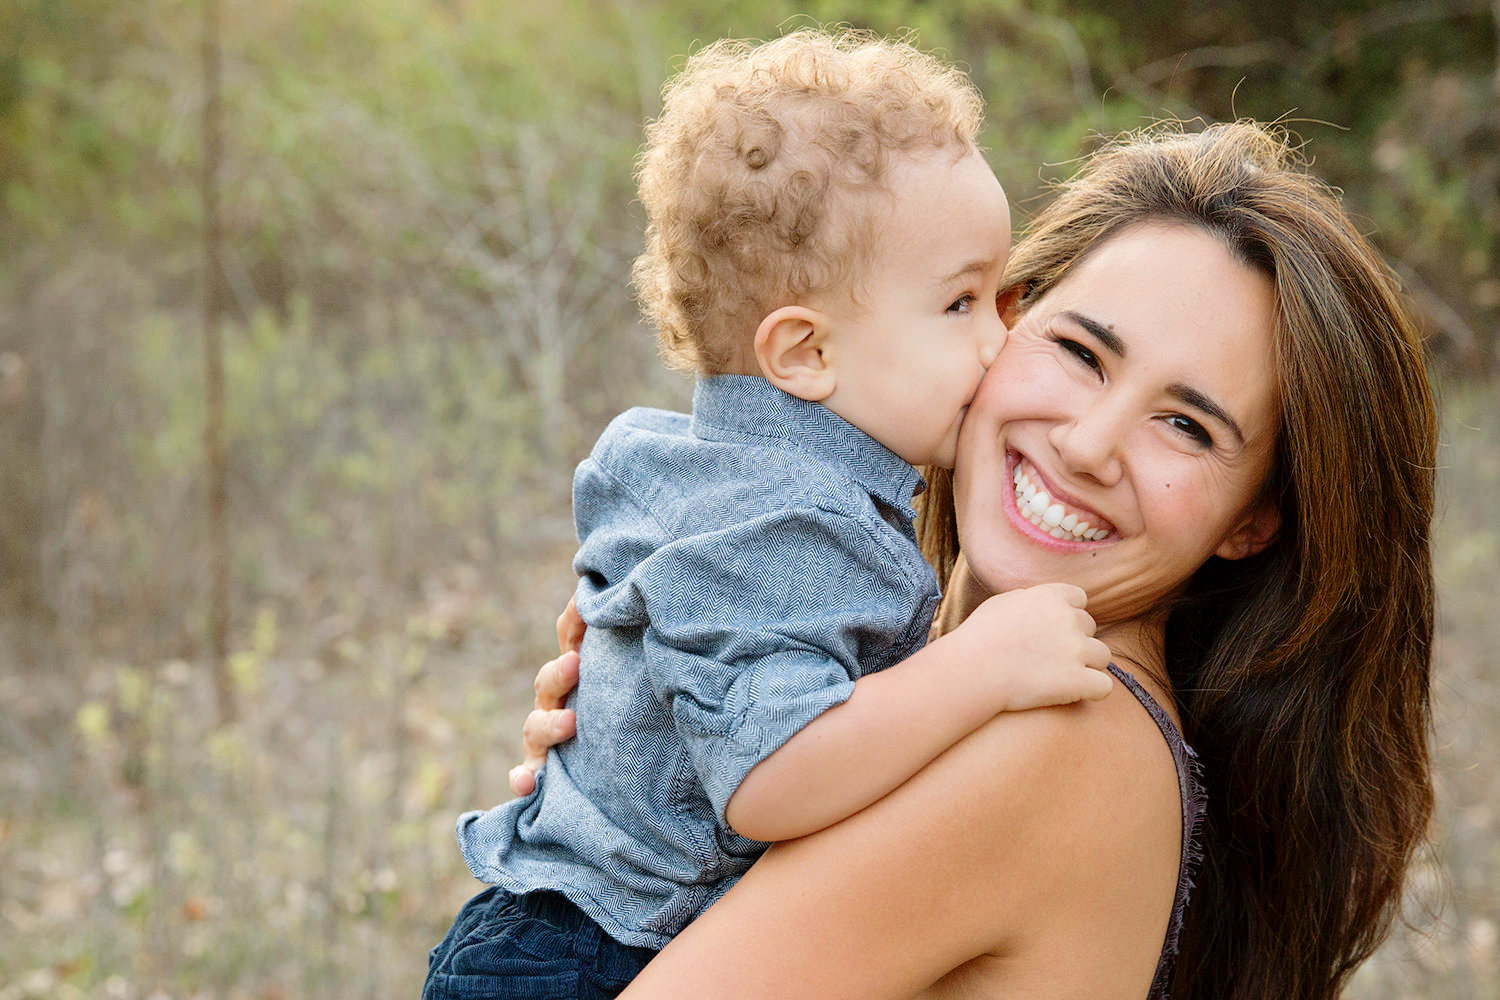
[1106,664,1206,999]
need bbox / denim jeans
[423,888,659,1000]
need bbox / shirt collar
[690,374,925,519]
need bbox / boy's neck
[715,352,768,378]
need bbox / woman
[510,122,1436,999]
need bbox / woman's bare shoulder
[622,679,1187,1000]
[929,674,1183,871]
[956,669,1183,823]
[912,674,1186,990]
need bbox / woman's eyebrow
[1061,310,1246,444]
[1168,383,1246,445]
[1060,310,1126,357]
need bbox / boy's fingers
[1054,583,1089,609]
[521,709,549,753]
[552,707,577,741]
[1083,669,1114,701]
[514,651,580,799]
[534,652,580,711]
[512,706,577,795]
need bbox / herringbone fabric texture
[457,375,939,949]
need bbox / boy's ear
[753,306,837,402]
[1215,500,1280,561]
[996,284,1027,328]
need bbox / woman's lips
[1004,452,1115,546]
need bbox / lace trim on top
[1106,664,1207,1000]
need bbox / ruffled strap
[1106,664,1207,999]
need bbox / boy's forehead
[846,145,998,231]
[805,147,1007,310]
[872,148,1010,265]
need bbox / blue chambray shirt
[456,375,941,949]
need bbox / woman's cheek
[1142,463,1234,560]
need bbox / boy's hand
[947,582,1112,712]
[507,596,586,796]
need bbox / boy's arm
[724,584,1112,843]
[723,629,989,842]
[632,506,1110,845]
[633,506,928,836]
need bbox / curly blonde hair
[633,28,985,373]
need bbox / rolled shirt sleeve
[623,506,932,829]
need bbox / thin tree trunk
[202,0,235,724]
[0,269,50,670]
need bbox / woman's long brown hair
[919,122,1436,999]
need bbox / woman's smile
[1004,452,1115,546]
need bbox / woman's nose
[1047,402,1125,486]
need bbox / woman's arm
[623,686,1183,1000]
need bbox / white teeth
[1011,461,1111,543]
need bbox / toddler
[423,28,1112,1000]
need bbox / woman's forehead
[1031,223,1280,433]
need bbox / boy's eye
[947,294,975,315]
[1165,414,1213,447]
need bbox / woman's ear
[1215,501,1281,561]
[753,306,837,402]
[997,285,1027,328]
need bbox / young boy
[424,29,1112,998]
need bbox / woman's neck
[936,552,1178,720]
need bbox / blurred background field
[0,0,1496,997]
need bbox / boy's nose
[978,314,1007,368]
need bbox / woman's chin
[959,487,1120,612]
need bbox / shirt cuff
[698,677,857,835]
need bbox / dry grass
[0,533,583,1000]
[1,377,1496,999]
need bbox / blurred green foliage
[0,1,1495,997]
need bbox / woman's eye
[947,294,975,315]
[1166,414,1213,447]
[1058,337,1101,372]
